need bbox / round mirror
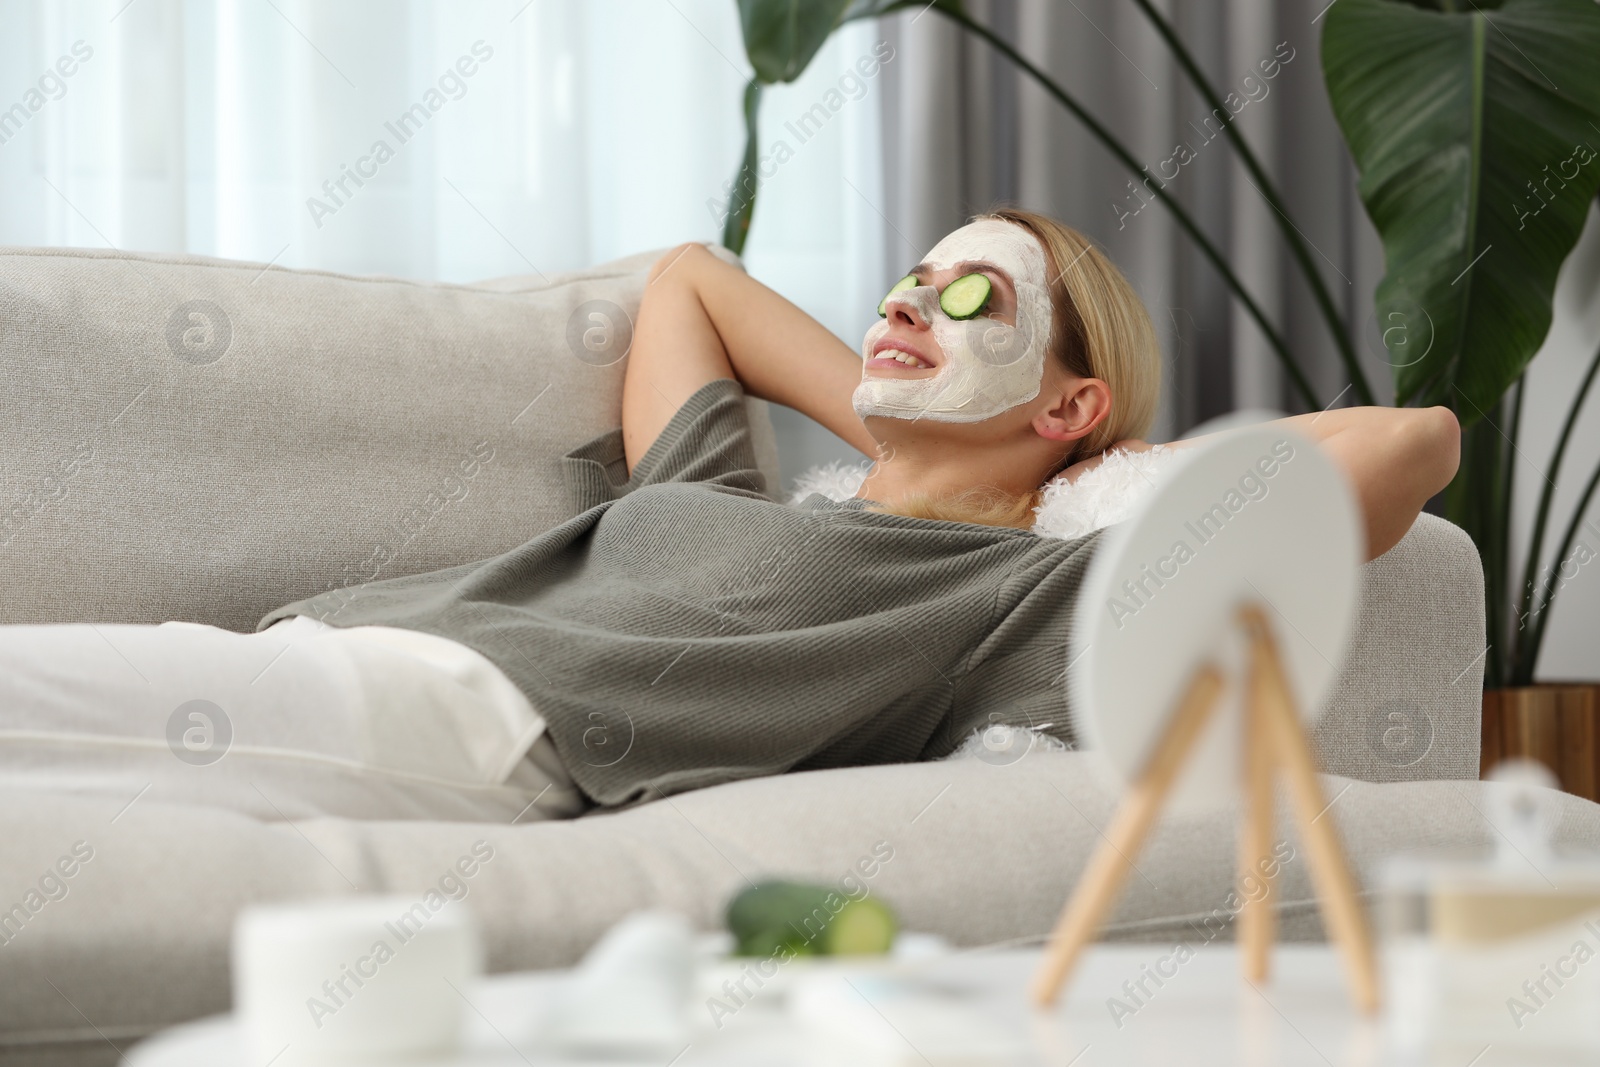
[1069,423,1362,813]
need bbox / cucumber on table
[726,879,898,957]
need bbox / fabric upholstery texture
[0,245,781,633]
[1312,512,1487,783]
[0,244,1589,1067]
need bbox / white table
[125,938,1577,1066]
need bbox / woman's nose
[886,285,939,329]
[889,302,922,328]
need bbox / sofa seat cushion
[3,750,1597,1065]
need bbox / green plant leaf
[842,0,964,20]
[737,0,853,84]
[721,79,764,255]
[1322,0,1600,423]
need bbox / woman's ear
[1034,377,1112,445]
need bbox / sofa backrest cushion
[0,245,782,631]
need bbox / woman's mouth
[867,339,936,371]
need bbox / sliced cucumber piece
[822,896,898,956]
[733,923,817,960]
[727,880,829,956]
[725,879,899,957]
[940,272,992,319]
[877,274,918,317]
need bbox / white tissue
[536,910,694,1056]
[790,971,1027,1065]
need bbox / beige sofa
[3,244,1597,1067]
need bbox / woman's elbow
[1411,405,1461,497]
[647,241,707,286]
[1353,406,1459,561]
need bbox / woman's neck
[855,447,1048,508]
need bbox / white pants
[0,614,589,822]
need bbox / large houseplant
[1321,0,1600,795]
[724,0,1600,791]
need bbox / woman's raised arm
[624,243,874,475]
[1066,406,1461,563]
[1278,405,1461,560]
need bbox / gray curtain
[870,0,1394,443]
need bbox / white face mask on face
[853,219,1055,424]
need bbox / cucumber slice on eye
[939,272,992,320]
[877,274,917,317]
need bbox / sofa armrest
[1313,512,1486,782]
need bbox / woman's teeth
[883,351,931,368]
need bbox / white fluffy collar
[785,444,1177,539]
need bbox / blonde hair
[863,208,1161,530]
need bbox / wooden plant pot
[1481,684,1600,801]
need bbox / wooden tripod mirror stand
[1029,424,1379,1014]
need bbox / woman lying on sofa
[0,209,1460,824]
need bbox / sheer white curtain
[0,0,887,485]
